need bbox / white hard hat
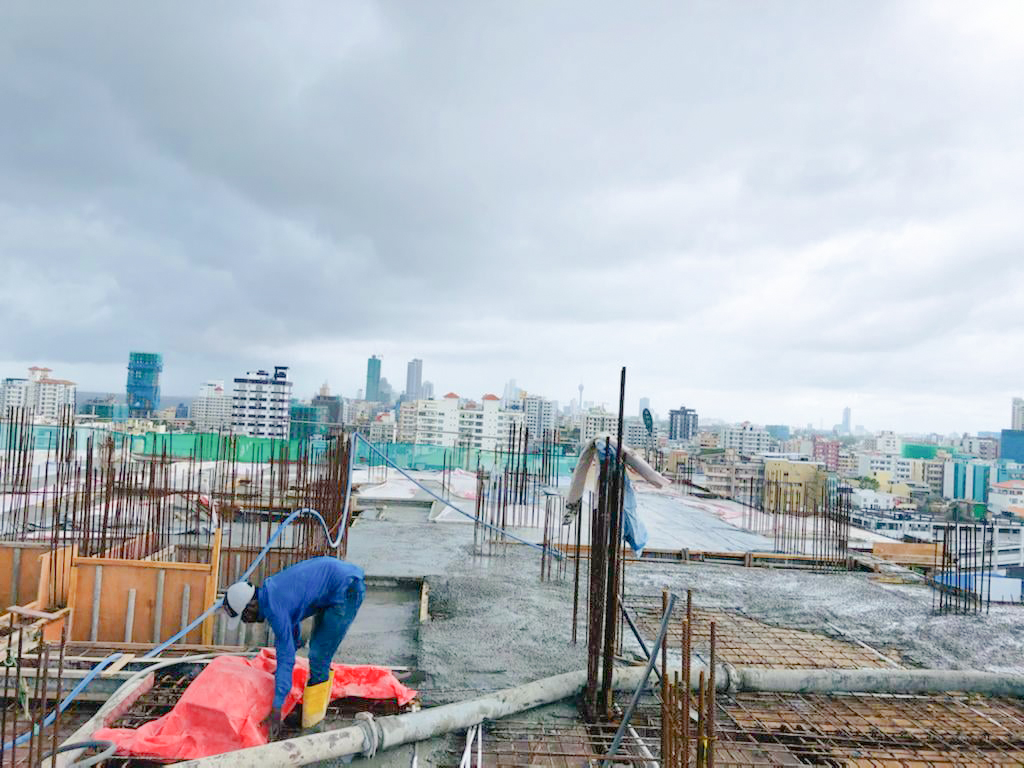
[224,581,256,631]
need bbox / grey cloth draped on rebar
[564,435,669,553]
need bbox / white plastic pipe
[726,665,1024,698]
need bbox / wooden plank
[201,527,223,645]
[6,605,62,621]
[72,556,212,572]
[100,653,137,677]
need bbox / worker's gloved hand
[262,706,283,741]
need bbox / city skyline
[22,352,1020,437]
[3,4,1024,436]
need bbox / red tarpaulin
[94,650,417,761]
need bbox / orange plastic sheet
[94,650,417,761]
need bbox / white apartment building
[0,378,29,413]
[582,409,620,444]
[191,381,232,432]
[523,395,556,437]
[990,480,1024,517]
[1013,398,1024,431]
[413,394,461,446]
[231,366,292,439]
[625,420,657,450]
[1,367,77,421]
[368,412,397,443]
[397,400,417,443]
[856,452,914,483]
[408,393,524,451]
[874,431,902,455]
[721,423,777,455]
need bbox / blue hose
[2,506,343,752]
[1,652,123,751]
[3,435,561,753]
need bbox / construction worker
[222,556,366,738]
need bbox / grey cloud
[1,1,1023,431]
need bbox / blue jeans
[308,581,365,686]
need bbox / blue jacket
[258,556,365,709]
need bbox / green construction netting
[138,432,309,461]
[902,443,939,460]
[354,441,580,475]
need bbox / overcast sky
[2,2,1023,434]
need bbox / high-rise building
[1,367,77,421]
[1013,398,1024,431]
[191,381,231,432]
[231,366,292,438]
[312,382,342,427]
[502,379,520,407]
[126,352,162,417]
[378,377,395,406]
[365,356,382,402]
[406,359,423,400]
[842,406,851,435]
[524,395,556,436]
[1002,429,1024,464]
[0,377,29,413]
[639,397,650,418]
[421,381,434,399]
[668,406,699,441]
[290,402,328,441]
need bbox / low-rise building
[813,437,841,471]
[367,412,397,444]
[721,423,777,456]
[989,480,1024,518]
[702,456,764,502]
[762,456,828,513]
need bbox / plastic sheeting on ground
[94,649,417,761]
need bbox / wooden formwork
[179,544,317,589]
[0,541,78,610]
[67,529,222,647]
[872,540,944,568]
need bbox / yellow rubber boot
[301,668,334,730]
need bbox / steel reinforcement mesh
[714,691,1024,766]
[624,596,898,669]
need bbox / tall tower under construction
[126,351,163,417]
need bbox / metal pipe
[170,666,652,768]
[180,584,191,638]
[602,592,676,765]
[89,565,103,642]
[124,589,136,643]
[11,548,20,605]
[153,569,165,643]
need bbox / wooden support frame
[66,528,224,647]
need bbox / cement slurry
[313,515,1024,766]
